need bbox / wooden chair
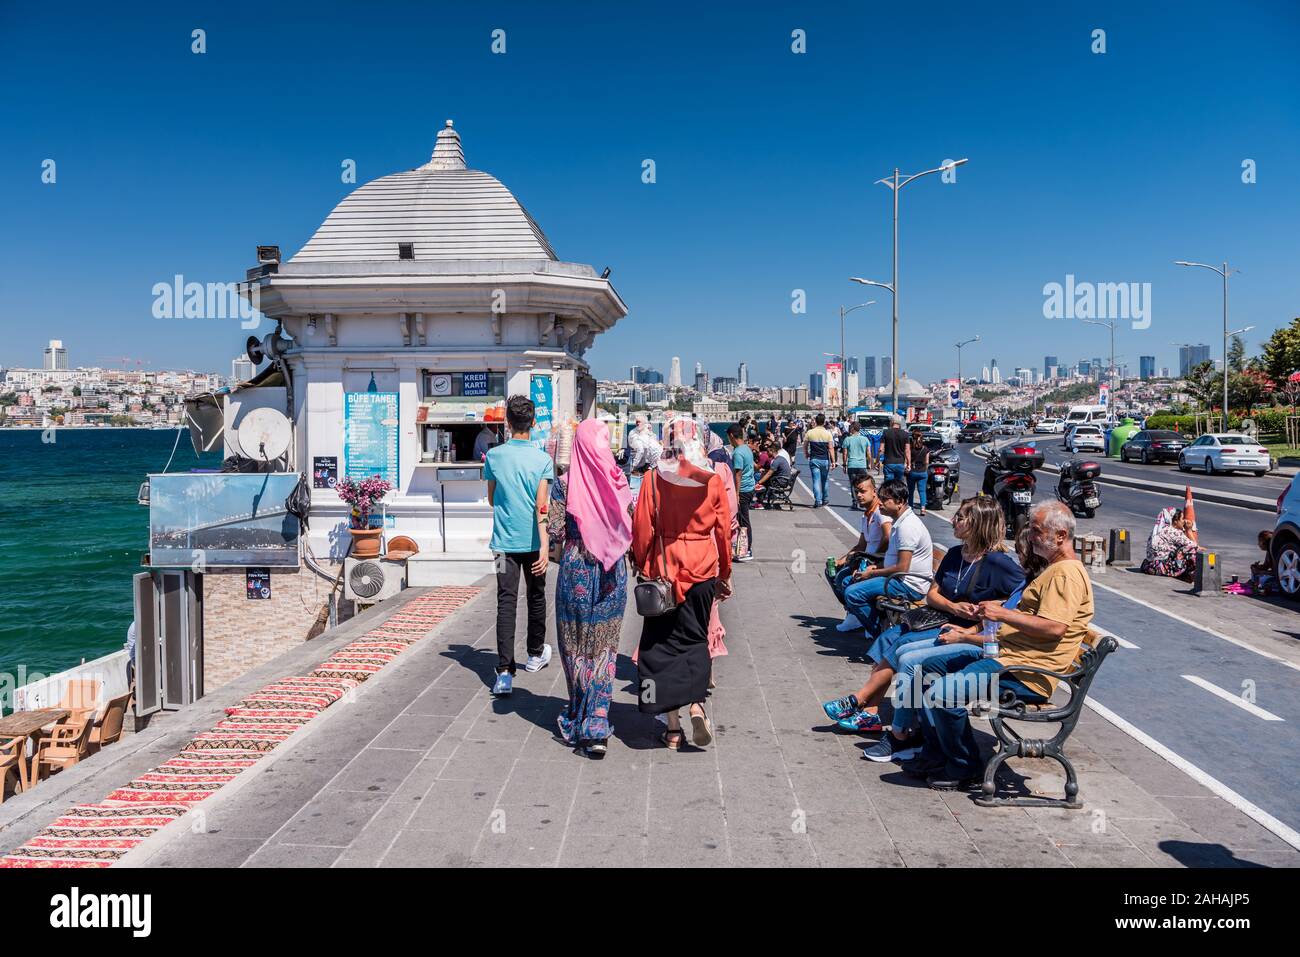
[36,718,94,781]
[89,692,131,752]
[0,737,24,804]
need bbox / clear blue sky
[3,1,1297,386]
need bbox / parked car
[958,420,993,443]
[1271,479,1300,598]
[993,420,1022,436]
[1177,433,1270,476]
[1066,424,1105,453]
[1034,418,1064,434]
[1120,430,1187,464]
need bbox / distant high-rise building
[990,360,1001,385]
[629,365,640,383]
[44,339,68,371]
[669,356,682,388]
[846,372,859,407]
[231,355,255,383]
[1139,356,1155,381]
[1078,359,1092,377]
[738,362,748,389]
[880,357,893,389]
[981,366,990,383]
[862,356,877,389]
[694,371,709,393]
[1044,355,1058,379]
[809,372,824,401]
[713,376,739,396]
[635,367,663,384]
[694,361,703,375]
[1179,344,1211,377]
[845,356,858,376]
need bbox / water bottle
[981,618,1000,658]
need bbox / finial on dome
[424,119,466,171]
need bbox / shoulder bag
[633,472,677,617]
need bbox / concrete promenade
[5,484,1295,868]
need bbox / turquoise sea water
[0,429,220,689]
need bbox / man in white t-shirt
[841,479,933,636]
[826,473,894,630]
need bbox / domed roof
[291,121,557,264]
[877,376,928,398]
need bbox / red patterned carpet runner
[0,587,479,868]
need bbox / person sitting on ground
[840,480,933,637]
[901,501,1094,790]
[826,473,893,621]
[823,496,1024,742]
[1139,506,1199,581]
[1251,530,1274,580]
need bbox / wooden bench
[973,630,1120,810]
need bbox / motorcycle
[982,444,1045,539]
[926,458,960,510]
[1057,458,1103,518]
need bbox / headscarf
[1145,507,1194,564]
[704,427,729,465]
[565,418,633,571]
[656,416,714,487]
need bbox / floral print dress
[549,478,628,745]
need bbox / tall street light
[851,157,968,417]
[1076,317,1118,420]
[838,301,875,416]
[955,335,980,413]
[1175,260,1239,431]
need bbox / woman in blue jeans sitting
[823,496,1025,749]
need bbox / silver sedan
[1177,433,1270,476]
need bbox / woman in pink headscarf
[547,418,632,757]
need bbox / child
[484,394,555,696]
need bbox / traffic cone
[1184,486,1198,542]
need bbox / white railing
[11,651,131,716]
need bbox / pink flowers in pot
[336,475,392,528]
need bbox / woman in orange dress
[632,419,733,749]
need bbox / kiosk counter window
[418,370,507,464]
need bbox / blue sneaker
[491,672,513,696]
[836,710,883,733]
[822,695,859,721]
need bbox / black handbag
[633,473,677,617]
[901,554,986,633]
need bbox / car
[958,420,993,443]
[1034,418,1064,434]
[1066,424,1105,453]
[931,419,960,444]
[1120,430,1187,464]
[1177,433,1270,476]
[1272,479,1300,598]
[993,421,1020,436]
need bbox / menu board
[345,392,400,488]
[530,374,553,451]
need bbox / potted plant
[336,475,392,558]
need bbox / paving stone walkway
[119,488,1299,868]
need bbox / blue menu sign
[462,372,489,397]
[345,391,400,489]
[530,374,553,451]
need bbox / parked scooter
[926,458,960,511]
[1057,458,1103,518]
[982,444,1045,538]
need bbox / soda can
[826,557,837,577]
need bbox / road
[791,450,1300,848]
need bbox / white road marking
[797,477,860,536]
[1083,697,1300,850]
[1089,578,1300,673]
[1180,674,1284,721]
[1090,625,1140,650]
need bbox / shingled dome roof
[291,121,558,263]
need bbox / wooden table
[0,708,69,794]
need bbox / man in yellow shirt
[904,501,1094,790]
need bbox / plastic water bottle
[981,619,1000,658]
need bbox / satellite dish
[233,407,292,461]
[245,335,265,365]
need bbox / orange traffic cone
[1184,486,1198,543]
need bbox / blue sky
[2,1,1297,386]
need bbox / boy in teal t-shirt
[728,423,755,561]
[842,423,872,510]
[484,395,554,694]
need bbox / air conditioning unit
[344,557,406,604]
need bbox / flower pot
[349,527,383,558]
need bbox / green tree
[1259,318,1300,385]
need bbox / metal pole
[891,168,900,416]
[840,304,846,418]
[1222,262,1229,432]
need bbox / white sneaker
[524,644,552,673]
[836,613,864,633]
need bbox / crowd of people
[483,399,1098,792]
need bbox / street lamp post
[1175,260,1239,431]
[1077,318,1118,421]
[838,301,875,417]
[851,157,968,416]
[955,335,979,413]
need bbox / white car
[1066,424,1105,453]
[1034,418,1064,434]
[932,419,960,444]
[1177,433,1270,476]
